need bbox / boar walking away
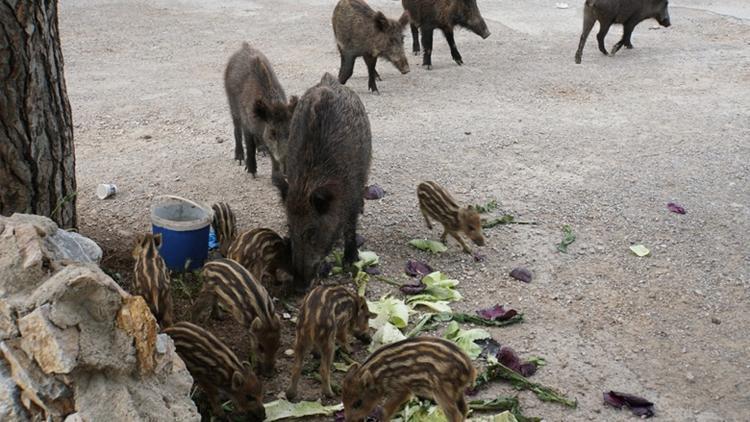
[132,233,173,327]
[281,73,372,291]
[402,0,491,70]
[575,0,671,64]
[225,42,298,183]
[343,337,476,422]
[333,0,410,93]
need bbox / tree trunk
[0,0,77,228]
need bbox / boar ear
[398,12,410,29]
[310,186,335,215]
[288,95,299,114]
[231,370,245,390]
[251,316,263,332]
[254,99,271,122]
[360,368,375,390]
[374,11,389,32]
[153,233,162,248]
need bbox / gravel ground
[60,0,749,420]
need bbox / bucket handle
[153,195,214,220]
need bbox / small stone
[686,372,695,382]
[282,312,291,320]
[284,349,294,357]
[711,317,721,325]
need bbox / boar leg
[611,19,637,55]
[203,384,226,417]
[420,207,433,230]
[596,19,613,56]
[335,329,352,354]
[420,27,434,70]
[244,130,258,176]
[338,51,356,85]
[286,338,310,400]
[342,212,359,268]
[435,398,464,422]
[232,117,244,163]
[442,29,463,66]
[319,339,336,398]
[363,54,380,93]
[450,232,472,254]
[381,389,412,421]
[575,6,596,64]
[411,24,420,55]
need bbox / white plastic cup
[96,184,118,200]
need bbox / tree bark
[0,0,77,228]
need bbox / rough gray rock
[0,214,199,421]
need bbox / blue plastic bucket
[150,195,212,271]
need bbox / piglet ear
[153,233,163,248]
[231,370,244,390]
[310,186,335,215]
[360,368,375,390]
[251,316,263,332]
[374,11,388,32]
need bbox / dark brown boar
[575,0,671,64]
[132,233,174,327]
[286,285,374,400]
[342,337,476,422]
[163,321,265,420]
[280,73,372,291]
[402,0,491,70]
[333,0,410,93]
[225,42,298,181]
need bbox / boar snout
[659,17,671,27]
[472,235,486,247]
[481,28,491,39]
[355,333,372,345]
[397,59,411,74]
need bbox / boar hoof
[323,388,335,398]
[575,55,582,64]
[422,64,432,70]
[286,389,298,401]
[625,43,634,49]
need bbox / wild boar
[342,337,476,422]
[132,233,173,327]
[281,73,372,291]
[333,0,410,93]
[192,259,281,375]
[286,285,374,400]
[574,0,671,64]
[224,42,298,181]
[164,321,265,420]
[402,0,491,69]
[417,181,486,254]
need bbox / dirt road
[61,0,749,420]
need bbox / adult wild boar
[281,73,371,290]
[333,0,410,93]
[574,0,671,64]
[225,42,298,182]
[402,0,491,70]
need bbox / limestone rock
[0,357,28,421]
[18,305,79,374]
[0,214,200,421]
[116,296,157,375]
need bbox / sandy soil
[59,0,749,420]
